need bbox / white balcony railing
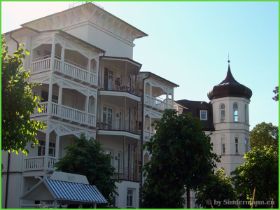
[31,58,97,85]
[23,156,57,171]
[31,57,51,73]
[32,102,96,127]
[144,95,173,111]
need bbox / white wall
[66,23,133,58]
[2,173,23,208]
[115,181,139,208]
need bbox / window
[245,104,248,123]
[244,138,249,153]
[233,103,238,122]
[104,150,114,166]
[200,110,208,121]
[220,103,225,122]
[126,189,135,208]
[235,137,239,154]
[38,141,55,156]
[221,136,226,155]
[103,106,113,129]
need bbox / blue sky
[2,1,278,129]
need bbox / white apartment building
[2,3,178,208]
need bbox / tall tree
[232,146,278,208]
[2,38,45,154]
[195,168,237,208]
[55,134,116,206]
[142,110,218,208]
[250,122,278,149]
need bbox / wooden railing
[32,102,96,127]
[31,58,97,85]
[23,156,57,171]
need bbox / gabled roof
[140,71,179,88]
[22,178,107,204]
[21,3,147,39]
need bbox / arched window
[233,103,238,122]
[220,103,225,122]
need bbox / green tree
[232,146,278,208]
[2,38,45,154]
[273,86,278,101]
[195,168,237,208]
[142,110,218,208]
[250,122,278,149]
[55,134,116,206]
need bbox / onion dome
[208,60,252,100]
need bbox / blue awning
[45,178,107,204]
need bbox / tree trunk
[186,187,191,208]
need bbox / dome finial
[228,53,230,64]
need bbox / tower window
[244,138,249,153]
[220,103,225,122]
[235,137,239,154]
[221,136,226,155]
[233,103,238,122]
[245,104,248,123]
[200,110,208,121]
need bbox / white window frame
[200,110,208,121]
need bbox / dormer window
[200,110,208,121]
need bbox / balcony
[31,57,97,86]
[112,167,139,182]
[23,156,57,172]
[144,95,173,111]
[32,102,96,127]
[98,122,140,135]
[97,122,140,140]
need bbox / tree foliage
[250,122,278,149]
[232,146,278,208]
[273,86,278,101]
[142,110,218,208]
[55,134,116,206]
[2,38,45,154]
[195,168,237,208]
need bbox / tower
[208,60,252,175]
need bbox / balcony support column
[47,35,55,115]
[85,93,89,125]
[166,92,168,109]
[58,85,63,115]
[44,131,50,170]
[55,135,60,160]
[61,47,65,70]
[149,115,152,134]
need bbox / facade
[176,61,252,176]
[2,3,178,208]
